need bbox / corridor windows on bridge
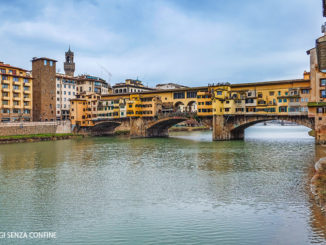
[173,92,185,99]
[186,91,197,98]
[321,79,326,86]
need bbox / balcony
[2,80,10,84]
[23,90,31,94]
[13,97,21,101]
[2,87,10,92]
[13,81,21,85]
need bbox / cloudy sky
[0,0,323,87]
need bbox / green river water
[0,125,325,244]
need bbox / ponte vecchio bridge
[71,0,326,144]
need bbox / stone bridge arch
[130,116,188,138]
[213,115,315,141]
[91,121,122,136]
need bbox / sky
[0,0,324,87]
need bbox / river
[0,125,326,244]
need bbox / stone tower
[32,57,57,121]
[64,46,75,76]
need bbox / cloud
[0,0,323,87]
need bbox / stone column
[129,117,146,138]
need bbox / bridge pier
[212,115,244,141]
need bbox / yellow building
[210,79,310,117]
[197,91,213,116]
[0,62,33,122]
[126,94,162,117]
[70,93,100,127]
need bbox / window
[321,90,326,98]
[173,92,185,99]
[283,99,287,102]
[302,89,310,94]
[278,91,281,96]
[2,75,8,80]
[50,61,53,66]
[216,91,222,95]
[187,91,197,98]
[278,99,282,103]
[24,78,29,83]
[13,85,19,90]
[13,77,19,82]
[269,91,275,96]
[321,79,326,86]
[44,60,47,65]
[2,84,8,88]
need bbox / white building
[56,73,77,120]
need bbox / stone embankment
[0,121,71,136]
[311,157,326,212]
[0,133,83,144]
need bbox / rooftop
[32,57,57,62]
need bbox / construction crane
[97,63,112,86]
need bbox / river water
[0,125,326,244]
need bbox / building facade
[76,75,109,95]
[0,62,33,122]
[70,93,100,127]
[32,57,57,121]
[56,73,77,120]
[112,79,154,94]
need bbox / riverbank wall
[0,121,71,136]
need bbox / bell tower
[64,46,75,76]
